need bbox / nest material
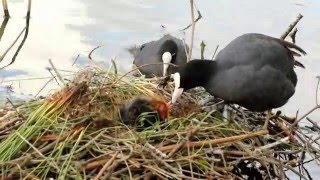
[0,68,319,180]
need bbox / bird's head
[150,99,171,121]
[160,39,178,77]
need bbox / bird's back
[206,33,305,111]
[215,33,297,73]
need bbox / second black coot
[130,34,188,78]
[167,33,306,127]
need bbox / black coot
[168,33,306,128]
[130,34,188,78]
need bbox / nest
[0,67,319,180]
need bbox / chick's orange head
[151,100,170,121]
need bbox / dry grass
[0,66,319,180]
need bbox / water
[0,0,319,178]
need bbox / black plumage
[119,96,169,130]
[170,33,306,112]
[131,34,188,78]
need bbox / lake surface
[0,0,319,178]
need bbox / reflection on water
[0,0,319,176]
[0,15,30,69]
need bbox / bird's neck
[180,60,217,90]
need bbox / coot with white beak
[131,34,188,78]
[168,33,306,129]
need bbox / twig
[211,45,219,60]
[187,0,196,62]
[48,58,66,86]
[4,131,71,165]
[0,27,26,64]
[289,28,298,43]
[280,13,303,40]
[145,142,167,159]
[180,36,190,61]
[82,157,112,171]
[103,161,120,179]
[46,68,60,86]
[0,121,24,135]
[290,105,320,130]
[111,62,177,86]
[316,76,320,105]
[0,117,22,131]
[1,16,30,69]
[2,0,10,17]
[167,127,199,158]
[143,145,190,179]
[26,0,31,18]
[94,151,119,180]
[306,117,320,132]
[7,154,31,178]
[4,97,26,119]
[180,3,202,31]
[159,130,268,152]
[88,45,102,61]
[111,58,118,75]
[34,77,54,98]
[274,119,297,144]
[0,17,9,41]
[254,137,289,153]
[72,54,81,66]
[285,164,309,180]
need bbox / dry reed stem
[274,119,297,144]
[27,0,32,18]
[167,127,199,158]
[211,45,219,60]
[88,45,102,61]
[0,27,26,64]
[94,151,119,180]
[48,59,66,86]
[2,0,10,17]
[187,0,195,62]
[0,61,319,179]
[158,130,268,152]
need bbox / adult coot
[119,96,170,131]
[167,33,306,129]
[129,34,188,78]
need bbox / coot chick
[119,96,170,131]
[130,34,188,78]
[168,33,306,129]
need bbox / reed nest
[0,67,319,180]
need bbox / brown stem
[94,151,119,180]
[167,127,199,158]
[158,130,268,152]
